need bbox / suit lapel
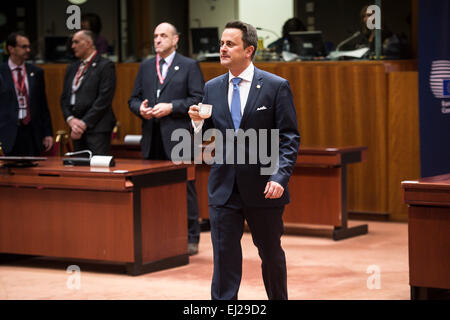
[77,54,100,92]
[240,68,263,128]
[25,64,35,105]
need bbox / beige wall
[239,0,293,47]
[189,0,293,49]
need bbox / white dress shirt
[160,50,176,80]
[227,62,254,115]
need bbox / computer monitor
[288,31,328,58]
[45,36,74,62]
[191,27,219,54]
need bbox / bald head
[154,22,179,58]
[156,22,178,36]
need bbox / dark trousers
[7,123,40,156]
[209,183,287,300]
[72,132,111,156]
[146,120,200,244]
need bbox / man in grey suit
[60,30,116,155]
[129,22,204,255]
[189,21,300,300]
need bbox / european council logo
[444,79,450,97]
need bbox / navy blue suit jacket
[128,53,204,159]
[201,67,300,207]
[0,62,53,154]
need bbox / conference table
[402,174,450,299]
[0,157,194,275]
[111,143,368,240]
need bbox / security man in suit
[60,30,116,155]
[129,22,204,255]
[0,32,53,156]
[189,21,300,300]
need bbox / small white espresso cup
[198,103,213,119]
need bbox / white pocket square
[256,106,268,111]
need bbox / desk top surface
[0,157,191,178]
[402,174,450,190]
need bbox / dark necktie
[231,77,242,131]
[159,58,166,81]
[15,67,31,125]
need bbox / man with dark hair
[268,17,307,54]
[0,32,54,156]
[60,30,116,155]
[189,21,300,300]
[129,22,204,255]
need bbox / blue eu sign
[444,79,450,96]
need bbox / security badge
[18,96,26,108]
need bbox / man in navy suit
[189,21,300,300]
[0,32,53,156]
[129,22,204,255]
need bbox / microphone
[62,150,115,167]
[336,31,361,51]
[256,27,280,39]
[64,150,93,158]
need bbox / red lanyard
[156,53,171,85]
[75,51,98,86]
[12,66,26,95]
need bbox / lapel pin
[174,66,180,71]
[92,63,97,67]
[30,72,35,77]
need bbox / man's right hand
[68,118,86,136]
[140,99,153,120]
[188,105,203,122]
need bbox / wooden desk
[402,174,450,299]
[0,158,193,275]
[111,144,368,240]
[285,146,369,240]
[195,146,368,240]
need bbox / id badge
[18,96,26,109]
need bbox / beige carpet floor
[0,220,410,300]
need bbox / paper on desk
[327,48,370,59]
